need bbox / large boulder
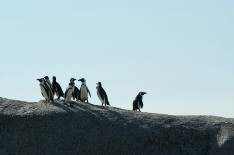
[0,97,233,154]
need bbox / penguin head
[68,82,74,88]
[37,78,45,84]
[139,92,147,96]
[44,76,49,80]
[52,76,56,82]
[37,78,42,82]
[78,78,85,82]
[96,82,102,87]
[70,78,76,83]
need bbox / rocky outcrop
[0,97,233,154]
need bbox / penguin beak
[78,79,81,81]
[143,92,147,95]
[37,79,40,81]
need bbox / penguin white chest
[97,89,104,104]
[56,91,59,97]
[40,85,49,100]
[80,85,88,99]
[138,100,140,109]
[65,88,74,103]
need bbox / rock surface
[0,97,233,154]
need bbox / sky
[0,0,234,118]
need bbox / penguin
[96,82,110,106]
[133,92,147,112]
[78,78,91,102]
[64,82,75,106]
[52,76,64,100]
[37,78,53,102]
[44,76,54,101]
[70,78,80,101]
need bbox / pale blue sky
[0,1,234,118]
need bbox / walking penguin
[96,82,110,106]
[133,92,147,112]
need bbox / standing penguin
[52,76,64,100]
[70,78,80,101]
[37,78,53,102]
[44,76,54,100]
[96,82,110,106]
[78,78,91,102]
[133,92,147,112]
[64,82,75,106]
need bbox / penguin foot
[62,102,67,105]
[67,102,73,107]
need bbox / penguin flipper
[140,100,143,108]
[56,83,64,97]
[98,89,105,101]
[52,83,56,95]
[102,88,109,105]
[87,87,91,97]
[64,90,68,99]
[74,87,80,100]
[72,92,75,100]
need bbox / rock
[0,97,233,154]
